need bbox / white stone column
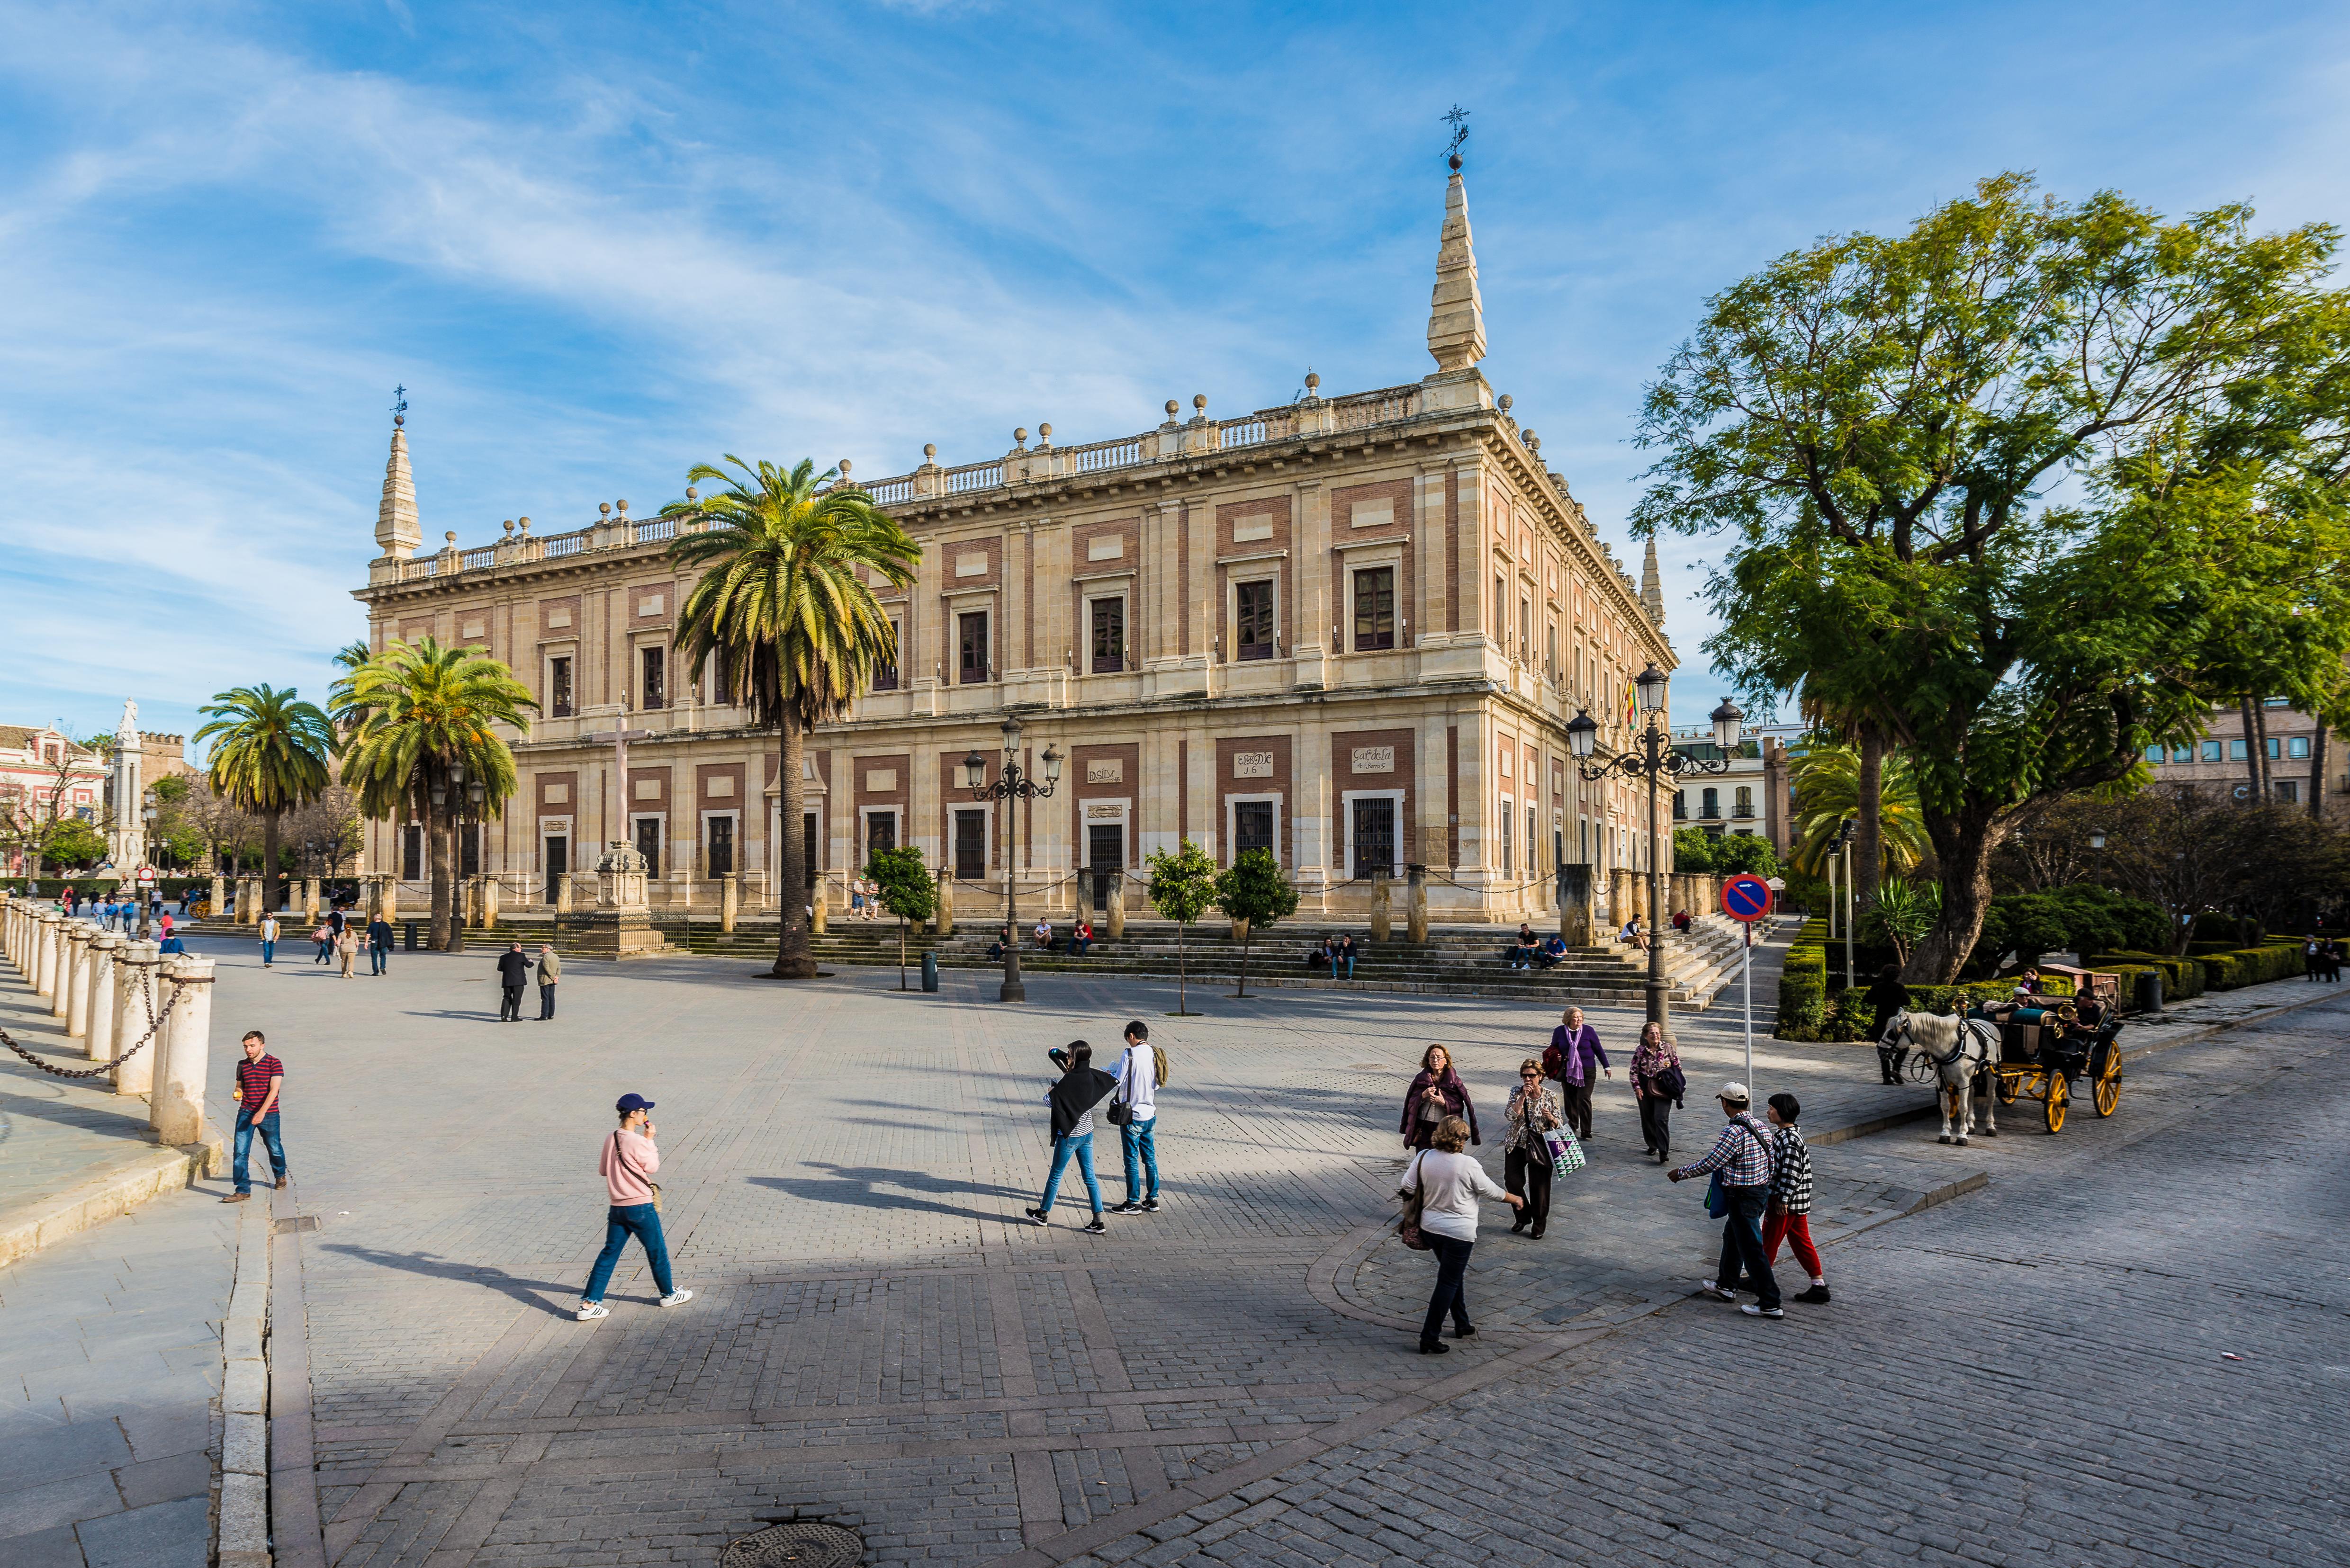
[113,940,162,1098]
[151,954,215,1147]
[34,909,61,1001]
[85,932,122,1064]
[63,921,97,1039]
[210,872,227,918]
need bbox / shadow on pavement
[747,1165,1026,1224]
[319,1243,582,1315]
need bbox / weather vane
[1442,105,1470,169]
[391,384,408,428]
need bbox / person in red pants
[1764,1092,1829,1304]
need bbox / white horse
[1880,1009,2000,1144]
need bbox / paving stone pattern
[0,965,181,1220]
[168,931,2344,1567]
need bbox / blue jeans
[1120,1116,1158,1203]
[233,1111,286,1194]
[369,943,387,975]
[260,940,275,966]
[1039,1132,1102,1216]
[583,1204,674,1302]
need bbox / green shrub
[1775,946,1828,1038]
[2088,951,2207,999]
[2206,945,2301,986]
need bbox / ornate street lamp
[964,714,1062,1002]
[137,788,158,938]
[1569,672,1742,1025]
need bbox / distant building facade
[350,171,1684,924]
[2138,698,2341,815]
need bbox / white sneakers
[1696,1281,1737,1302]
[576,1289,690,1320]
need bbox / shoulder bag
[612,1131,661,1213]
[1396,1151,1434,1250]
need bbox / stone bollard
[86,931,122,1064]
[113,941,162,1098]
[720,872,739,934]
[151,954,215,1148]
[379,876,400,924]
[1370,874,1393,943]
[51,914,80,1018]
[35,908,61,1001]
[810,878,828,935]
[1407,864,1429,943]
[64,921,97,1038]
[553,870,573,916]
[935,869,954,938]
[210,872,227,920]
[481,876,501,931]
[1105,873,1125,940]
[302,877,321,924]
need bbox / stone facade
[2138,699,2344,818]
[350,174,1679,924]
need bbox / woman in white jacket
[1401,1115,1521,1353]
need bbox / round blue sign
[1721,874,1774,922]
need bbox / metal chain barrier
[0,967,197,1082]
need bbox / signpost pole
[1743,924,1754,1096]
[1719,874,1773,1098]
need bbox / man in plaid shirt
[1668,1081,1783,1317]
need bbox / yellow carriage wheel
[2094,1049,2122,1117]
[1995,1068,2021,1105]
[2044,1074,2068,1133]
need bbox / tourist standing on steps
[1543,1007,1611,1141]
[1105,1021,1160,1215]
[1763,1092,1829,1304]
[258,912,279,969]
[1630,1021,1684,1163]
[495,942,531,1021]
[1027,1041,1116,1233]
[1502,1058,1562,1238]
[1401,1044,1478,1150]
[1401,1115,1521,1353]
[577,1093,692,1320]
[1668,1081,1783,1318]
[368,912,393,975]
[538,944,562,1019]
[225,1031,287,1203]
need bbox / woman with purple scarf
[1630,1020,1684,1163]
[1541,1007,1612,1141]
[1400,1044,1479,1150]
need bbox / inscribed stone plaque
[1088,538,1124,562]
[1351,745,1396,774]
[638,594,663,617]
[864,769,898,793]
[634,779,660,800]
[1233,751,1274,779]
[1085,802,1124,821]
[955,554,989,578]
[708,776,734,797]
[1499,750,1512,777]
[547,609,572,628]
[1349,498,1393,530]
[1085,759,1124,784]
[1230,517,1274,544]
[546,783,569,804]
[461,619,485,639]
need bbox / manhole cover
[721,1521,862,1568]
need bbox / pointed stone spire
[1425,168,1486,374]
[1640,537,1666,629]
[376,416,421,559]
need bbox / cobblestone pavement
[0,965,181,1226]
[175,932,2347,1567]
[0,1186,234,1567]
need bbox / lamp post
[963,715,1062,1003]
[137,789,158,939]
[1567,667,1742,1026]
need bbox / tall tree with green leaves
[1787,743,1928,878]
[1636,173,2350,980]
[1213,848,1299,1000]
[1145,839,1219,1016]
[194,685,334,920]
[661,457,919,980]
[338,638,536,950]
[865,843,937,990]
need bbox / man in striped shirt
[225,1031,287,1203]
[1667,1081,1783,1317]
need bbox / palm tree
[1788,741,1929,879]
[338,637,536,950]
[327,640,372,736]
[193,686,335,919]
[661,457,920,979]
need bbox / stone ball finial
[393,413,405,428]
[684,487,696,502]
[1014,427,1028,446]
[600,502,612,516]
[1038,422,1052,442]
[1192,394,1207,412]
[837,458,852,475]
[1305,370,1320,391]
[443,530,457,544]
[1165,399,1179,418]
[1449,153,1462,172]
[502,518,515,534]
[1497,393,1513,412]
[615,498,628,513]
[923,442,937,460]
[519,515,531,531]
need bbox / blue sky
[5,0,2346,755]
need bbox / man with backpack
[1667,1081,1783,1318]
[1104,1020,1163,1215]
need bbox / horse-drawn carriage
[1882,963,2126,1141]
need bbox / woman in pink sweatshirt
[576,1093,693,1321]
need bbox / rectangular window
[954,809,987,878]
[1519,598,1531,664]
[1494,574,1505,642]
[2277,780,2301,803]
[1350,797,1396,879]
[460,823,481,878]
[2230,739,2248,761]
[713,649,737,705]
[873,622,899,692]
[401,824,423,880]
[2289,735,2312,759]
[2264,695,2290,707]
[1735,786,1754,818]
[1500,799,1513,874]
[706,816,734,877]
[2173,746,2194,762]
[639,646,666,710]
[1353,567,1396,652]
[548,656,574,718]
[1527,806,1537,873]
[1088,823,1124,875]
[2266,736,2282,760]
[1547,624,1558,679]
[2144,744,2166,763]
[2202,740,2222,761]
[1233,800,1275,859]
[1235,580,1275,660]
[958,612,990,683]
[542,835,568,903]
[865,810,897,857]
[1090,597,1126,673]
[1673,792,1688,820]
[634,816,662,870]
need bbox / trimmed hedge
[2093,964,2165,1009]
[1777,945,1828,1038]
[2089,951,2208,1000]
[2202,945,2303,989]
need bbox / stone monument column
[210,871,227,919]
[302,877,321,924]
[112,940,162,1098]
[85,931,123,1064]
[1104,872,1125,941]
[1407,864,1430,943]
[934,868,954,938]
[1369,872,1393,943]
[151,954,216,1147]
[720,872,738,934]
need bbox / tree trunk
[2254,700,2274,799]
[429,790,454,950]
[1905,806,2004,984]
[1176,924,1188,1014]
[1236,927,1251,998]
[1855,725,1885,905]
[2240,696,2263,801]
[2311,721,2330,820]
[262,808,283,922]
[773,710,816,979]
[898,916,907,990]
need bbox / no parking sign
[1721,874,1773,923]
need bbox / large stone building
[351,170,1682,924]
[2138,698,2343,817]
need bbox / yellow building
[353,170,1677,926]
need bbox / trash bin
[921,950,939,993]
[405,920,418,951]
[2133,969,2163,1014]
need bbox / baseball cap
[1718,1081,1750,1105]
[616,1093,656,1114]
